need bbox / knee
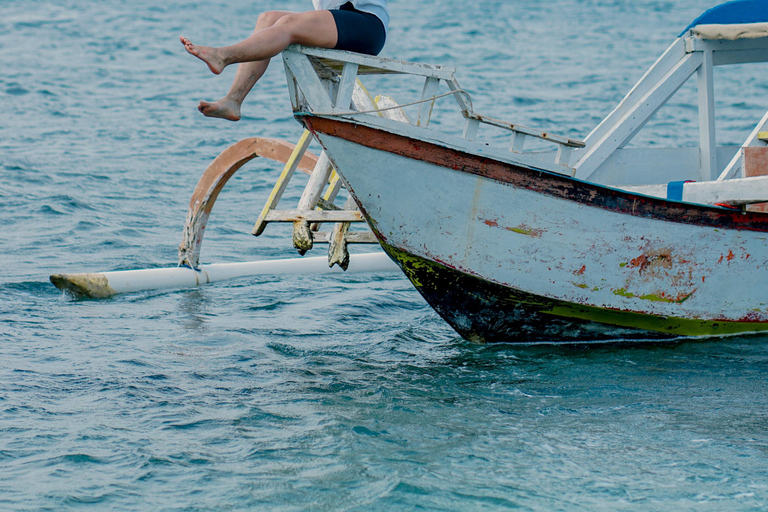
[270,14,305,39]
[272,13,301,30]
[255,11,285,30]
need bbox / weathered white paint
[417,77,440,127]
[265,209,364,222]
[286,44,457,80]
[317,130,768,323]
[334,62,359,110]
[575,51,704,179]
[373,95,411,123]
[698,49,717,181]
[579,38,687,155]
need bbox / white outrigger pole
[49,253,396,299]
[51,128,398,298]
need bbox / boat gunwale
[301,113,768,234]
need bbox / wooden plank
[620,175,768,205]
[310,109,577,176]
[686,35,768,57]
[463,118,479,141]
[618,183,668,197]
[581,39,687,155]
[684,176,768,205]
[510,132,526,153]
[265,210,365,222]
[287,44,456,80]
[283,59,300,111]
[446,78,472,113]
[311,232,378,244]
[374,95,411,123]
[328,196,359,269]
[351,80,379,114]
[282,51,334,113]
[297,151,334,211]
[712,49,768,66]
[555,145,574,167]
[588,146,739,186]
[251,130,313,236]
[310,172,345,232]
[416,77,440,127]
[335,62,359,110]
[698,49,717,181]
[575,51,703,180]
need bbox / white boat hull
[306,116,768,342]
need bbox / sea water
[2,0,768,510]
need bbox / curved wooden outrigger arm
[178,137,319,269]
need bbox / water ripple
[3,0,768,510]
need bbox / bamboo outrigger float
[277,0,768,342]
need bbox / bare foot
[197,98,241,121]
[180,36,226,75]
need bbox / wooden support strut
[251,130,315,237]
[249,86,383,267]
[292,151,335,254]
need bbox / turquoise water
[3,0,768,509]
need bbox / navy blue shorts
[330,2,386,56]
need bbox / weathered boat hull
[382,242,768,342]
[303,115,768,343]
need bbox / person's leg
[190,10,291,120]
[181,9,337,120]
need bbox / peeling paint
[613,287,695,304]
[629,249,672,274]
[380,242,768,342]
[506,224,544,237]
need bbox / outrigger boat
[274,0,768,342]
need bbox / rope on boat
[305,89,473,117]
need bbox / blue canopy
[681,0,768,35]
